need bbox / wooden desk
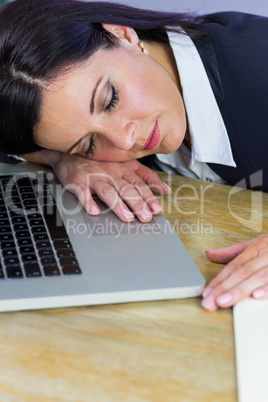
[0,173,267,401]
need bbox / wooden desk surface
[1,173,267,401]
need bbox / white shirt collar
[166,31,236,168]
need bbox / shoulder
[199,11,268,47]
[201,10,268,27]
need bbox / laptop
[0,161,205,312]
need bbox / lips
[142,120,160,151]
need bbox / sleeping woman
[1,0,268,311]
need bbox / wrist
[39,149,63,167]
[19,149,63,167]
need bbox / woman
[1,0,268,311]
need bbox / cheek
[122,82,164,122]
[123,81,153,116]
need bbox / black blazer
[195,11,268,191]
[142,12,268,191]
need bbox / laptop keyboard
[0,174,82,280]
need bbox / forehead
[35,50,111,149]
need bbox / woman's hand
[21,150,171,222]
[201,233,268,311]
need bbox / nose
[107,121,137,151]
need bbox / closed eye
[105,85,119,112]
[84,134,96,158]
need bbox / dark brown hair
[0,0,202,154]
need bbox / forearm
[19,149,63,168]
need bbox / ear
[101,23,140,46]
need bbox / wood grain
[1,173,267,401]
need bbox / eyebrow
[90,76,103,114]
[66,76,103,154]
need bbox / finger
[123,173,162,215]
[64,182,100,215]
[206,239,253,264]
[92,180,136,223]
[114,179,154,222]
[215,265,268,308]
[81,193,100,215]
[129,160,172,195]
[203,238,260,294]
[202,250,268,310]
[252,285,268,299]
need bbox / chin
[163,137,184,154]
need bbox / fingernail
[152,203,162,213]
[201,295,216,310]
[253,289,265,299]
[202,287,213,298]
[258,248,268,257]
[164,184,172,192]
[122,210,134,221]
[140,210,152,220]
[90,206,99,214]
[217,293,232,305]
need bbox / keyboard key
[9,210,24,217]
[16,231,30,239]
[43,265,61,276]
[19,186,33,193]
[2,181,14,191]
[4,256,20,265]
[6,196,21,204]
[13,223,28,231]
[17,238,33,247]
[54,239,72,249]
[2,248,17,258]
[21,254,38,263]
[29,218,44,227]
[0,240,16,249]
[57,249,75,258]
[10,189,19,198]
[41,256,57,266]
[38,248,54,257]
[62,266,82,275]
[28,213,42,220]
[24,207,39,214]
[20,193,36,200]
[8,207,24,216]
[0,233,14,242]
[24,263,42,278]
[0,269,4,280]
[16,177,32,188]
[59,257,79,266]
[0,219,10,226]
[0,227,12,234]
[12,216,27,224]
[0,175,13,181]
[6,266,23,278]
[0,212,8,219]
[36,240,51,249]
[20,245,35,254]
[23,199,38,207]
[31,226,46,235]
[6,200,22,210]
[34,233,49,242]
